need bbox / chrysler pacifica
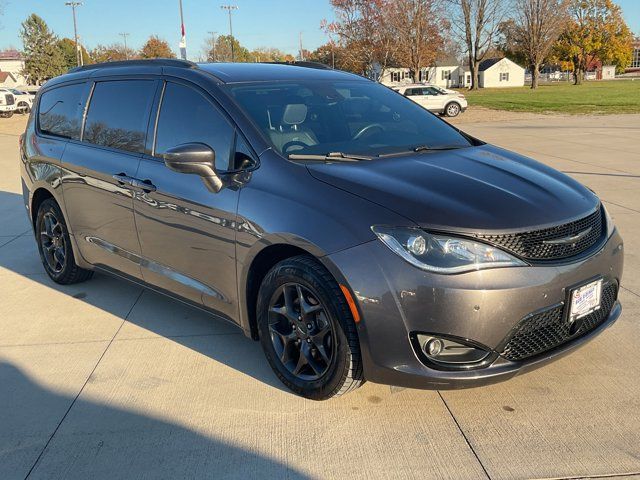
[19,60,623,399]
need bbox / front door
[133,81,245,319]
[62,79,158,279]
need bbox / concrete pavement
[1,114,639,479]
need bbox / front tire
[35,198,93,284]
[445,102,461,117]
[257,255,364,400]
[17,102,31,115]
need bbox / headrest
[282,104,307,125]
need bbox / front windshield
[228,80,473,158]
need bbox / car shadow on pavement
[0,361,310,479]
[0,191,288,394]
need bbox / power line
[64,2,83,67]
[220,5,238,62]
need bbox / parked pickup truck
[0,88,17,117]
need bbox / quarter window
[155,82,234,171]
[83,80,156,154]
[38,83,87,140]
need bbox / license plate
[569,279,603,321]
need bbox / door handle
[132,178,157,193]
[112,173,135,185]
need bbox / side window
[38,83,87,140]
[155,82,234,171]
[83,80,156,154]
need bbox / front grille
[475,207,604,261]
[5,94,14,105]
[501,282,618,362]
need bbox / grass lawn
[460,80,640,114]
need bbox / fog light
[415,333,492,367]
[424,338,444,357]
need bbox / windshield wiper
[413,145,465,152]
[288,152,373,162]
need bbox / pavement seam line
[437,391,492,480]
[621,285,640,299]
[0,229,31,249]
[23,288,145,480]
[531,470,640,480]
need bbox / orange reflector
[340,284,361,323]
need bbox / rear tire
[35,198,93,285]
[257,255,364,400]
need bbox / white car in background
[392,83,468,117]
[9,88,35,114]
[0,88,17,117]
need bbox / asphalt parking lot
[1,113,639,480]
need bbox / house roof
[478,58,504,71]
[0,71,16,82]
[0,50,22,60]
[434,57,459,67]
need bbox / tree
[556,0,633,84]
[140,35,175,59]
[58,38,91,70]
[448,0,510,89]
[390,0,446,81]
[510,0,570,89]
[20,14,65,84]
[90,43,137,63]
[205,35,250,62]
[249,46,292,63]
[325,0,397,79]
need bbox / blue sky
[1,0,638,59]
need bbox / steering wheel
[282,141,310,154]
[352,123,385,141]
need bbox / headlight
[371,226,526,274]
[602,204,615,238]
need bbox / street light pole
[119,32,130,60]
[220,5,238,62]
[207,31,217,62]
[64,2,83,67]
[178,0,187,60]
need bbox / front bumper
[328,229,624,389]
[0,105,16,112]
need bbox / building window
[441,70,451,80]
[631,47,640,68]
[500,72,510,82]
[419,70,429,82]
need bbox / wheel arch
[241,241,351,341]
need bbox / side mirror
[162,143,223,192]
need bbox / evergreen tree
[20,14,65,84]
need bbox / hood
[306,145,599,233]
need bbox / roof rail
[262,61,332,70]
[69,58,197,73]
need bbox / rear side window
[155,82,233,171]
[83,80,156,154]
[38,83,86,140]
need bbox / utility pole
[178,0,187,60]
[64,2,83,67]
[220,5,238,62]
[119,32,130,60]
[298,31,304,61]
[207,31,217,62]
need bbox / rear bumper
[327,229,624,390]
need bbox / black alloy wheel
[268,282,335,380]
[257,255,364,400]
[39,210,67,275]
[35,198,93,284]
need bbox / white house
[478,57,525,88]
[0,72,19,88]
[0,50,27,86]
[419,58,460,88]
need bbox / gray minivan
[19,60,624,399]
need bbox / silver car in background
[393,83,468,117]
